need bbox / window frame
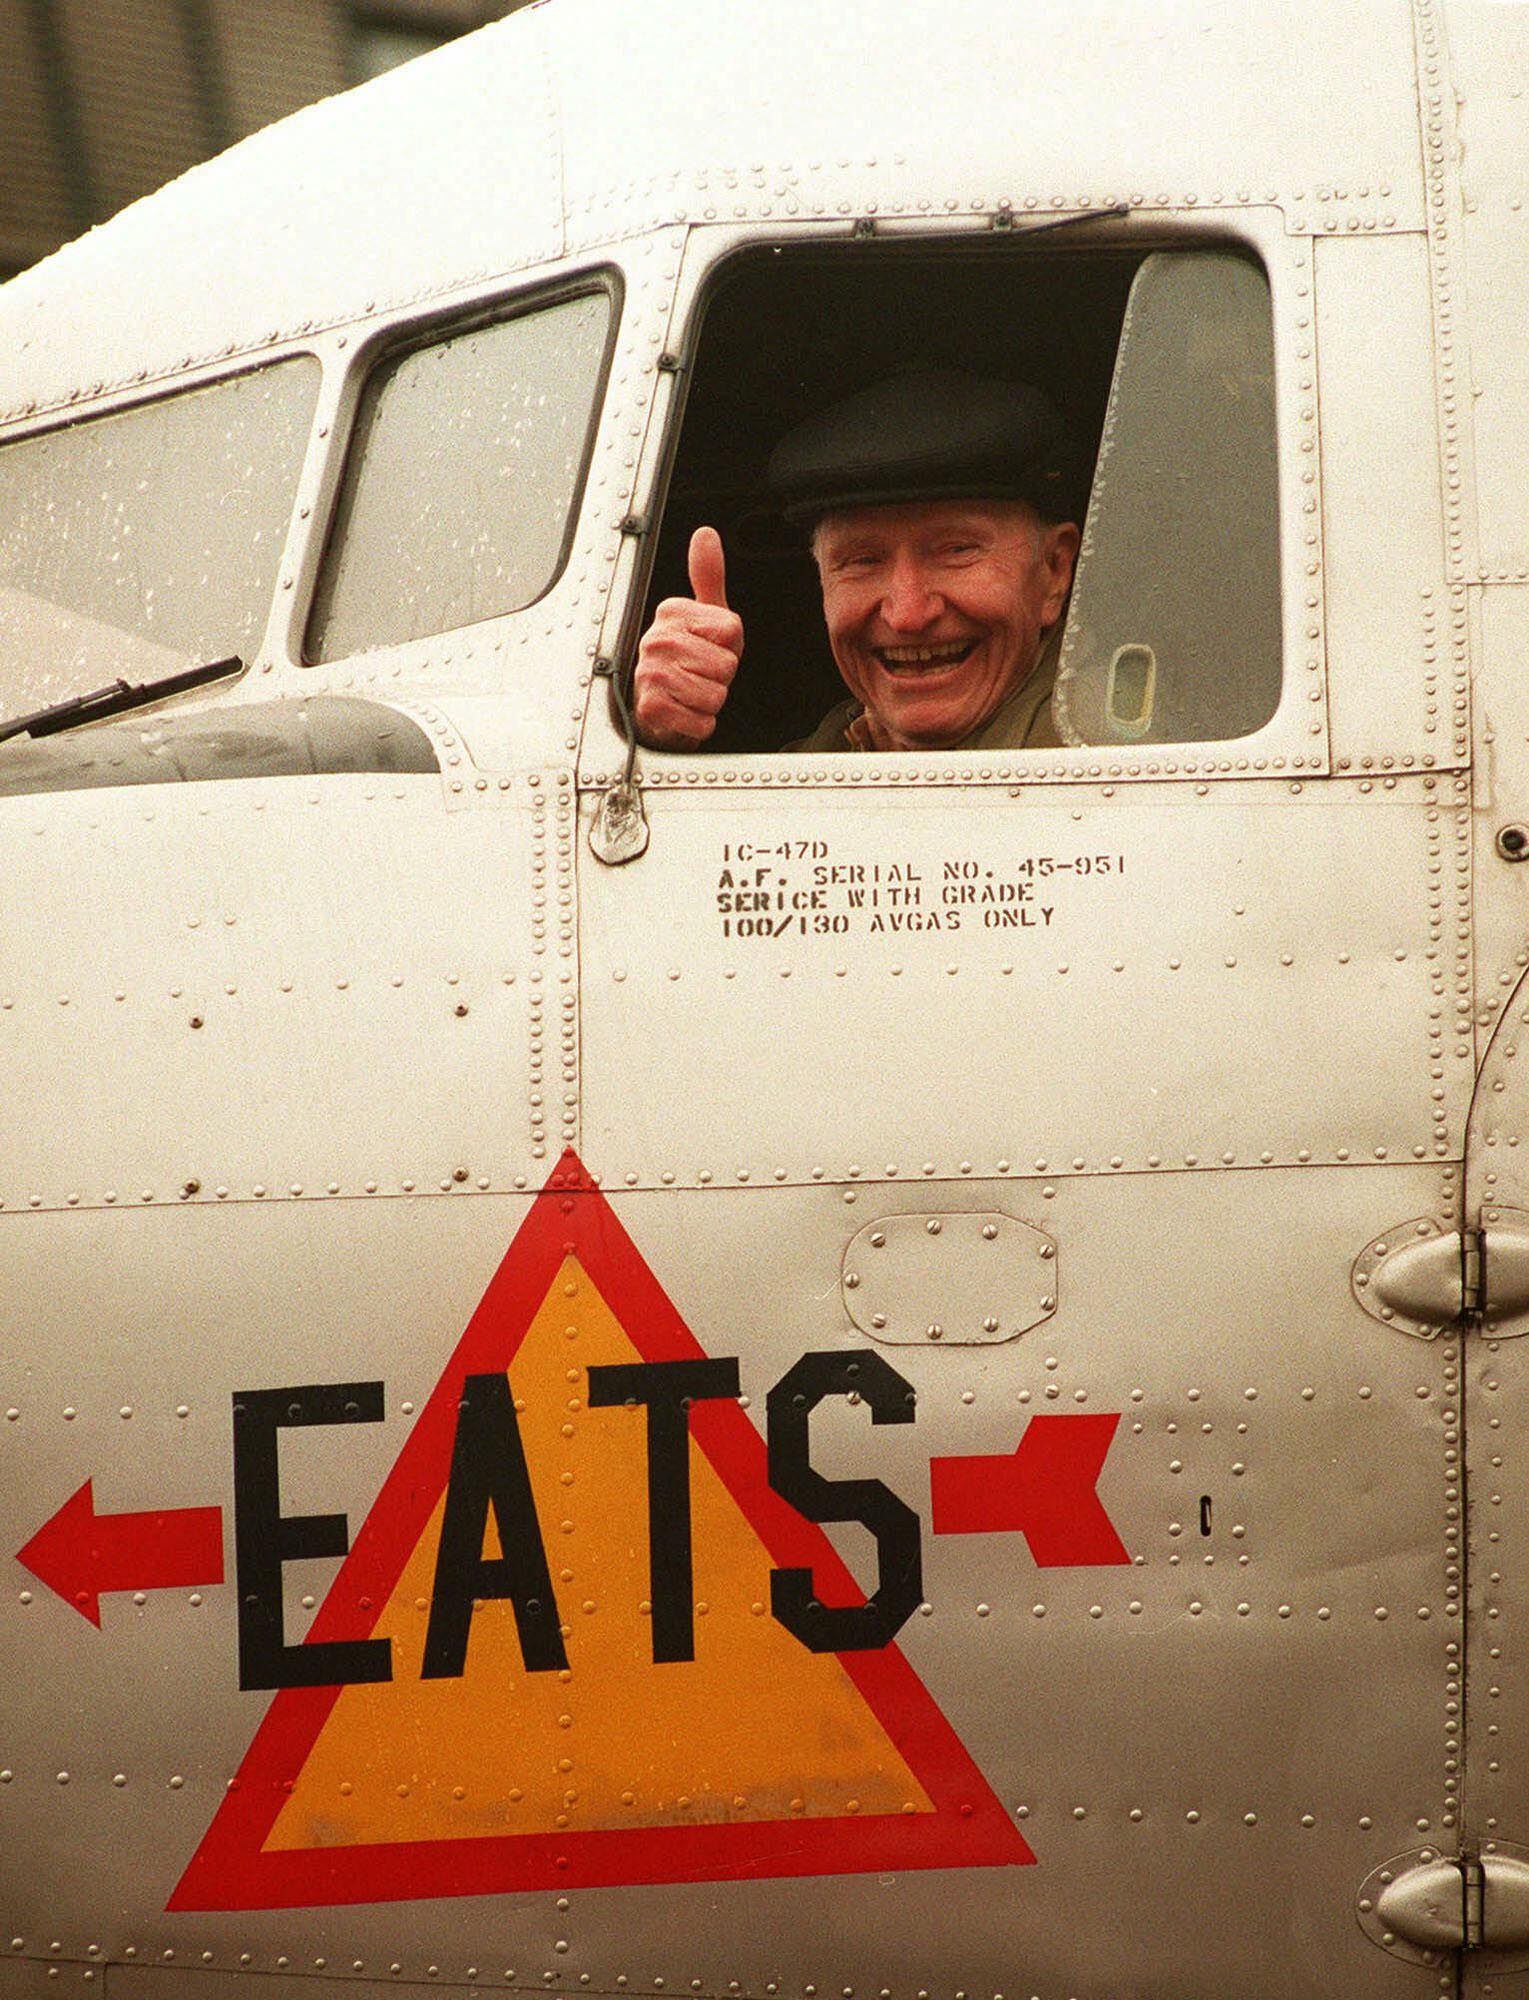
[585,211,1325,790]
[301,264,623,668]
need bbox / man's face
[813,499,1079,750]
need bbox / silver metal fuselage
[1,3,1526,1994]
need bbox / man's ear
[1042,521,1081,621]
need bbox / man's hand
[631,526,744,750]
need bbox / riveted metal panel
[1409,0,1483,617]
[1465,962,1529,1930]
[1,1160,1459,1999]
[102,1973,507,2000]
[0,1961,98,1999]
[549,0,1427,253]
[580,778,1470,1190]
[1444,0,1529,581]
[1460,507,1529,1978]
[0,1196,563,1974]
[1316,236,1462,778]
[841,1210,1056,1345]
[1469,592,1529,1062]
[561,1169,1460,2000]
[0,769,568,1209]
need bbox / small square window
[308,285,615,662]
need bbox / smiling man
[632,370,1081,754]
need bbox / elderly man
[632,370,1081,754]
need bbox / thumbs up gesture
[632,526,745,750]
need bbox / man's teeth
[878,641,975,675]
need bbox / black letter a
[421,1371,568,1678]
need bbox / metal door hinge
[1463,1229,1484,1316]
[1464,1854,1485,1951]
[1359,1847,1529,1967]
[1352,1211,1529,1338]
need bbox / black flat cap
[767,368,1079,524]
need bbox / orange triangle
[170,1153,1032,1910]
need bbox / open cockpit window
[640,238,1280,755]
[306,284,614,662]
[1055,252,1279,746]
[0,356,318,719]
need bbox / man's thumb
[688,525,728,609]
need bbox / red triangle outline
[169,1151,1033,1911]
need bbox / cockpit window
[0,356,319,718]
[306,287,612,662]
[641,238,1281,755]
[1054,252,1280,745]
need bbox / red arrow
[16,1480,224,1626]
[930,1413,1131,1566]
